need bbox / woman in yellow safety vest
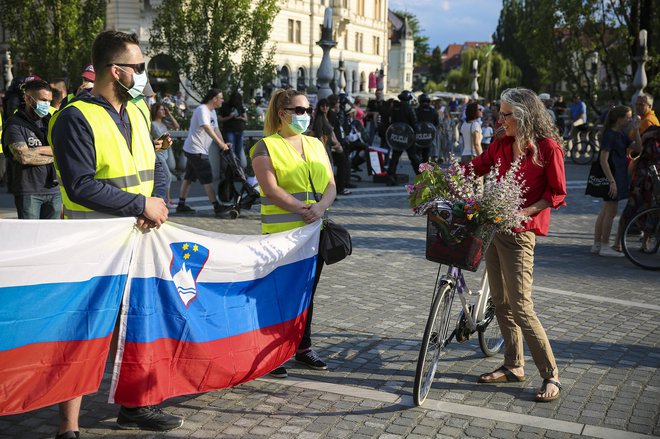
[250,88,336,378]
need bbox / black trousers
[332,150,350,192]
[388,145,421,176]
[298,253,325,350]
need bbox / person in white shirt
[481,118,494,151]
[176,88,231,216]
[460,102,483,162]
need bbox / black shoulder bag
[308,174,352,265]
[585,152,611,198]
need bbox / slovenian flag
[0,218,137,415]
[0,218,321,414]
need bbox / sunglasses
[107,62,147,74]
[499,111,514,119]
[284,106,313,116]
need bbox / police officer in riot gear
[415,93,440,163]
[386,90,420,185]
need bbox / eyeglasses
[499,111,513,119]
[106,62,146,74]
[284,106,313,116]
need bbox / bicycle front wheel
[571,140,595,164]
[478,297,504,356]
[413,278,456,406]
[622,207,660,271]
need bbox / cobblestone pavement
[0,161,658,439]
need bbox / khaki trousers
[485,231,557,378]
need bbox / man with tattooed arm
[0,79,61,219]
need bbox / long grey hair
[500,87,562,166]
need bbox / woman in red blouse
[469,88,567,402]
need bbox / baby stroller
[217,149,260,219]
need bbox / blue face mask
[289,114,310,134]
[30,98,51,118]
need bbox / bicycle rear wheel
[413,277,456,406]
[622,207,660,270]
[478,297,504,356]
[570,140,595,164]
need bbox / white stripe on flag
[131,220,322,283]
[0,217,137,287]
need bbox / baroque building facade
[1,0,415,95]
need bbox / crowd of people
[1,24,659,438]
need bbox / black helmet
[419,93,431,104]
[398,90,413,102]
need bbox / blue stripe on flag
[125,257,316,343]
[0,275,127,351]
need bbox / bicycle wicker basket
[425,206,496,271]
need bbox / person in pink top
[469,88,566,403]
[353,96,365,125]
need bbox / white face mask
[289,114,311,134]
[116,66,148,99]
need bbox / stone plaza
[0,161,658,439]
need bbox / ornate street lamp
[471,59,479,100]
[316,8,337,100]
[590,51,599,103]
[631,29,649,107]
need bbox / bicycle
[622,164,660,271]
[413,211,504,406]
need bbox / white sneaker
[590,243,601,254]
[599,246,624,257]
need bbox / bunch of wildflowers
[406,158,529,233]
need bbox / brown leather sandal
[477,365,526,383]
[535,378,562,402]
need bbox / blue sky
[389,0,503,51]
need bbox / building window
[357,0,365,16]
[406,73,411,83]
[319,24,323,40]
[373,36,380,55]
[355,32,363,53]
[374,0,382,21]
[407,53,412,63]
[297,67,306,91]
[344,32,348,49]
[288,19,301,43]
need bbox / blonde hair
[500,87,562,166]
[264,89,306,136]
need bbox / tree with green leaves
[149,0,279,98]
[443,47,520,99]
[0,0,105,88]
[494,0,659,113]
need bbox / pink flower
[405,184,415,194]
[418,162,435,173]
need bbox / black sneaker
[55,432,79,439]
[116,405,183,431]
[268,366,288,378]
[175,204,195,213]
[295,350,328,370]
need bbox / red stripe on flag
[113,311,307,406]
[0,336,113,415]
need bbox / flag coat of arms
[0,219,321,414]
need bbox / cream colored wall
[115,0,392,94]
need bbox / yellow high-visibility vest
[132,97,151,130]
[48,100,155,219]
[251,133,331,234]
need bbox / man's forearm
[9,143,54,165]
